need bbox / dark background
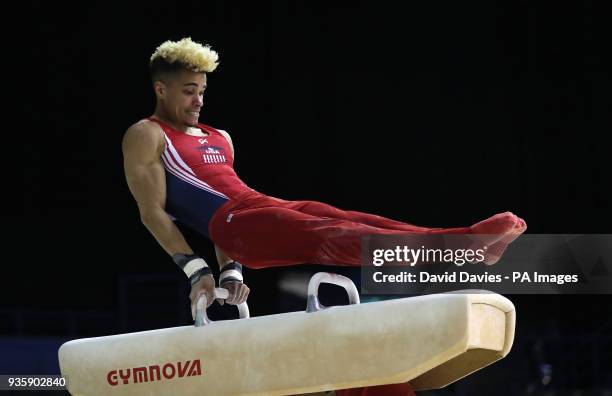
[9,0,612,394]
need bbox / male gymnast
[122,37,526,396]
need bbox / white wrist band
[220,269,244,283]
[183,258,208,278]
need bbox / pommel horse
[58,272,515,395]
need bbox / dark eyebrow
[182,82,207,89]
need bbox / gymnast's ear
[153,80,167,99]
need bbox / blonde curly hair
[150,37,219,80]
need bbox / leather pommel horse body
[58,272,515,395]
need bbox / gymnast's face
[155,70,207,128]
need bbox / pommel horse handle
[195,287,250,327]
[306,272,360,313]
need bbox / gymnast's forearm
[140,207,194,256]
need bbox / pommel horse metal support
[58,272,516,395]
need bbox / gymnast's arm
[122,122,193,255]
[122,121,216,311]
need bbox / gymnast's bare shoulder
[122,119,165,157]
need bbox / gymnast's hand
[218,261,249,305]
[218,281,250,306]
[189,274,216,320]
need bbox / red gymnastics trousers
[207,190,523,269]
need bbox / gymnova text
[107,359,202,386]
[372,271,579,285]
[372,246,487,267]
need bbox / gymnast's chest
[170,135,233,167]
